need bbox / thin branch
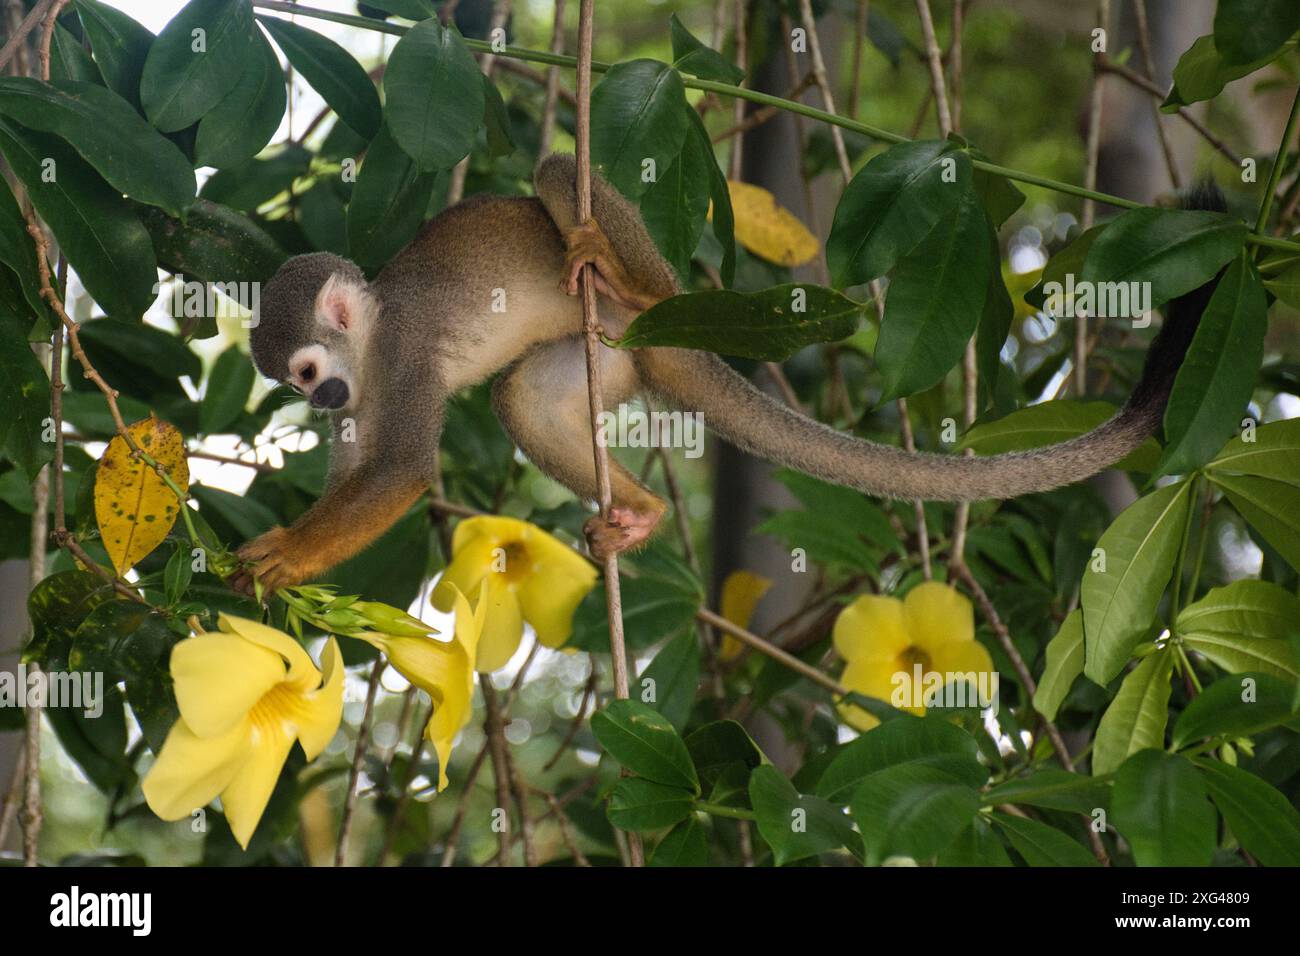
[698,608,847,696]
[0,0,57,72]
[727,0,747,179]
[798,0,853,183]
[537,0,567,157]
[849,0,869,119]
[574,0,641,868]
[335,659,385,866]
[1133,0,1180,189]
[1076,0,1110,399]
[479,675,515,866]
[540,788,590,866]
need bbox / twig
[479,675,515,866]
[543,658,598,770]
[727,0,747,179]
[335,659,385,866]
[0,0,57,72]
[540,788,590,866]
[849,0,869,119]
[949,563,1110,865]
[697,608,847,696]
[0,750,24,852]
[538,0,567,157]
[710,74,815,144]
[913,0,952,138]
[1133,0,1180,189]
[1077,0,1111,398]
[573,0,640,868]
[798,0,853,184]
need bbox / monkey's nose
[310,377,349,409]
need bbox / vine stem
[696,801,756,821]
[335,659,386,866]
[573,0,641,867]
[1254,84,1300,238]
[250,0,1300,255]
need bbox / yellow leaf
[725,181,819,267]
[719,569,772,661]
[94,416,189,575]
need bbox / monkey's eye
[298,364,317,384]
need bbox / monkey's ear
[316,272,374,334]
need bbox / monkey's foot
[560,219,656,313]
[584,507,661,561]
[230,526,308,597]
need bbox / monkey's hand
[583,507,662,561]
[230,527,311,596]
[560,218,661,313]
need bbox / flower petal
[833,594,910,662]
[431,535,497,613]
[904,581,975,652]
[220,613,321,691]
[719,570,772,661]
[294,637,344,760]
[171,632,284,737]
[475,574,524,672]
[516,556,598,649]
[837,656,902,732]
[928,638,996,681]
[142,716,250,822]
[219,715,298,850]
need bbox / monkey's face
[252,254,376,413]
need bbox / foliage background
[0,0,1298,867]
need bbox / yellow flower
[355,583,484,790]
[833,581,995,731]
[719,569,772,661]
[432,516,598,672]
[142,614,343,849]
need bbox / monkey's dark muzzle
[309,378,350,410]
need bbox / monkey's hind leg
[492,338,667,560]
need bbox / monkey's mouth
[309,377,350,410]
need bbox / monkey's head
[250,253,378,412]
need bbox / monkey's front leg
[560,219,664,314]
[230,470,430,595]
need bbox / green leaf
[1177,580,1300,681]
[27,570,114,668]
[571,562,700,653]
[141,0,257,132]
[255,14,380,143]
[74,0,154,111]
[0,119,157,321]
[750,765,856,866]
[816,714,986,803]
[0,311,53,480]
[1112,750,1214,866]
[640,630,700,733]
[616,283,862,360]
[78,318,201,399]
[984,769,1109,814]
[1164,34,1286,110]
[0,175,48,320]
[990,811,1100,866]
[1195,758,1300,866]
[939,818,1013,866]
[774,469,901,554]
[826,139,969,287]
[361,0,437,19]
[639,106,712,280]
[756,509,879,573]
[1092,647,1174,777]
[69,600,175,684]
[200,345,255,435]
[1157,254,1267,476]
[1080,208,1246,312]
[685,720,765,790]
[51,23,102,85]
[874,186,989,402]
[380,18,481,168]
[1211,472,1300,571]
[961,400,1161,473]
[1081,481,1193,685]
[346,123,437,268]
[976,240,1014,407]
[138,198,287,286]
[607,777,695,831]
[1033,610,1085,721]
[850,764,981,865]
[1173,672,1300,749]
[590,59,689,202]
[194,24,286,168]
[0,78,196,217]
[1213,0,1300,66]
[163,543,193,605]
[199,144,309,213]
[687,108,733,286]
[669,13,744,84]
[45,683,132,794]
[1205,417,1300,483]
[1263,261,1300,309]
[591,699,699,792]
[480,75,514,159]
[650,815,709,866]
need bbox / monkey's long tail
[637,188,1225,503]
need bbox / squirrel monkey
[230,155,1219,594]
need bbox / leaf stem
[695,801,756,821]
[1254,84,1300,237]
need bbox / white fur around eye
[287,344,329,385]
